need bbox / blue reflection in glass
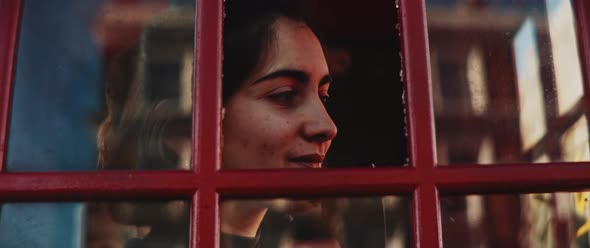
[7,0,102,171]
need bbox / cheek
[248,113,292,153]
[223,104,298,168]
[229,109,295,157]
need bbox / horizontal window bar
[0,171,198,200]
[2,163,590,200]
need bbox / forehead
[271,17,316,45]
[255,17,328,76]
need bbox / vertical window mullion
[400,0,436,170]
[194,0,223,247]
[0,0,22,173]
[413,184,442,248]
[400,0,441,247]
[573,0,590,139]
[194,190,218,248]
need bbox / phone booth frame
[1,0,590,247]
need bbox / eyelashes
[268,90,331,107]
[268,90,297,106]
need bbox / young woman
[220,1,338,246]
[222,3,337,171]
[97,0,338,247]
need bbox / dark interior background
[305,0,407,167]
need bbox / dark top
[220,232,262,248]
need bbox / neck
[220,200,267,238]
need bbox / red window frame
[1,0,590,247]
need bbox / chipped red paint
[0,0,22,172]
[399,0,442,247]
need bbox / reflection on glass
[515,18,548,152]
[547,0,584,115]
[441,192,590,247]
[220,196,410,248]
[427,0,588,165]
[222,0,406,170]
[561,117,590,161]
[0,201,190,248]
[7,0,194,171]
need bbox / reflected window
[7,0,195,171]
[427,0,588,165]
[0,201,190,248]
[441,191,590,247]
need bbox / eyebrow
[253,69,333,86]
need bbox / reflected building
[427,0,590,247]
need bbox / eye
[268,90,297,106]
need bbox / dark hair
[98,1,321,170]
[222,0,317,100]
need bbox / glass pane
[7,0,195,171]
[0,200,190,248]
[221,0,406,170]
[441,192,590,247]
[220,196,410,247]
[427,0,588,165]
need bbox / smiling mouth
[289,154,324,168]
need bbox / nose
[301,101,337,143]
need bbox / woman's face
[223,17,337,170]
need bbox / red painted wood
[399,0,441,247]
[574,0,590,140]
[194,0,223,247]
[196,164,590,196]
[0,0,22,172]
[0,1,588,247]
[190,193,199,248]
[0,171,198,200]
[3,164,590,201]
[413,185,442,248]
[194,0,222,176]
[196,189,218,248]
[400,1,436,170]
[435,163,590,194]
[215,168,417,197]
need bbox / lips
[289,154,324,168]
